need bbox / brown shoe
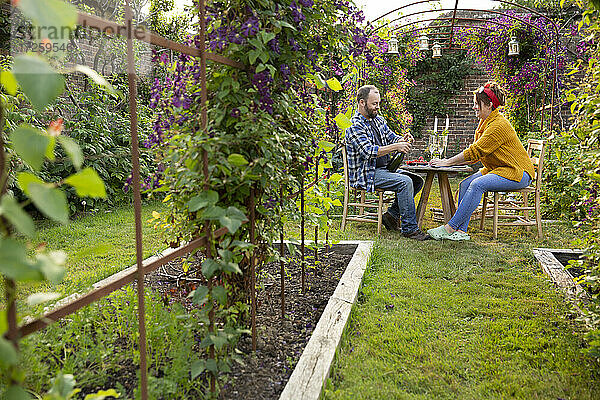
[382,212,400,231]
[403,229,433,241]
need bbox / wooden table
[401,165,473,228]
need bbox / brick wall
[407,72,491,160]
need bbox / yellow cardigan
[463,109,534,182]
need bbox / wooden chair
[480,139,547,239]
[340,147,394,234]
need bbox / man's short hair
[357,85,378,104]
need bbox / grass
[5,200,169,316]
[8,177,600,398]
[318,177,600,399]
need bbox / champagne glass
[438,134,448,158]
[428,134,438,160]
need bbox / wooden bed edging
[279,240,374,400]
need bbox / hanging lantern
[418,34,429,51]
[432,42,442,58]
[387,35,399,54]
[508,35,520,56]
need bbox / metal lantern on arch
[432,42,442,58]
[387,35,399,54]
[418,34,429,51]
[508,35,520,56]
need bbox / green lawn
[6,200,169,316]
[317,178,600,399]
[9,177,600,399]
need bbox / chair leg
[493,192,499,239]
[359,191,366,216]
[377,192,384,235]
[523,192,530,233]
[480,192,488,230]
[341,187,349,231]
[535,192,543,239]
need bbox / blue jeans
[373,168,423,234]
[449,171,532,232]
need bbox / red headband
[482,84,501,109]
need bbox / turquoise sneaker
[447,231,470,241]
[427,225,453,240]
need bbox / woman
[427,81,535,241]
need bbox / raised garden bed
[533,248,590,300]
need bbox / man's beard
[366,107,378,119]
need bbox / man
[345,85,431,240]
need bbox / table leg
[416,172,434,228]
[438,172,456,223]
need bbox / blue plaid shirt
[345,113,402,192]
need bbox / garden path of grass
[299,178,600,399]
[3,200,169,316]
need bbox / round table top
[400,164,474,173]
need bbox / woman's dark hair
[474,81,506,110]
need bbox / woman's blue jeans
[449,171,532,232]
[373,168,423,234]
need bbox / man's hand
[395,141,411,154]
[402,133,414,143]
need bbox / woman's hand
[430,158,452,167]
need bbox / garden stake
[326,175,330,252]
[197,0,217,390]
[0,103,16,349]
[314,157,319,263]
[250,187,257,350]
[280,186,285,318]
[301,175,306,293]
[125,2,148,398]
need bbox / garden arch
[366,0,561,133]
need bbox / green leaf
[17,172,44,196]
[228,154,249,167]
[64,168,107,198]
[212,285,227,305]
[210,333,228,350]
[0,309,7,334]
[9,124,50,171]
[191,285,209,305]
[260,32,276,44]
[57,136,83,170]
[18,0,77,31]
[45,136,56,161]
[4,385,32,400]
[74,65,116,94]
[326,77,343,91]
[205,358,218,373]
[28,183,69,224]
[83,389,120,400]
[329,173,343,183]
[187,191,218,212]
[314,73,326,89]
[1,70,18,95]
[26,292,61,306]
[34,251,66,284]
[318,140,335,152]
[0,337,18,369]
[219,207,246,234]
[201,259,221,279]
[334,113,352,131]
[47,373,77,399]
[202,205,225,220]
[0,238,43,281]
[13,55,65,112]
[191,360,206,379]
[0,195,35,237]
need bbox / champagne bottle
[387,152,405,171]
